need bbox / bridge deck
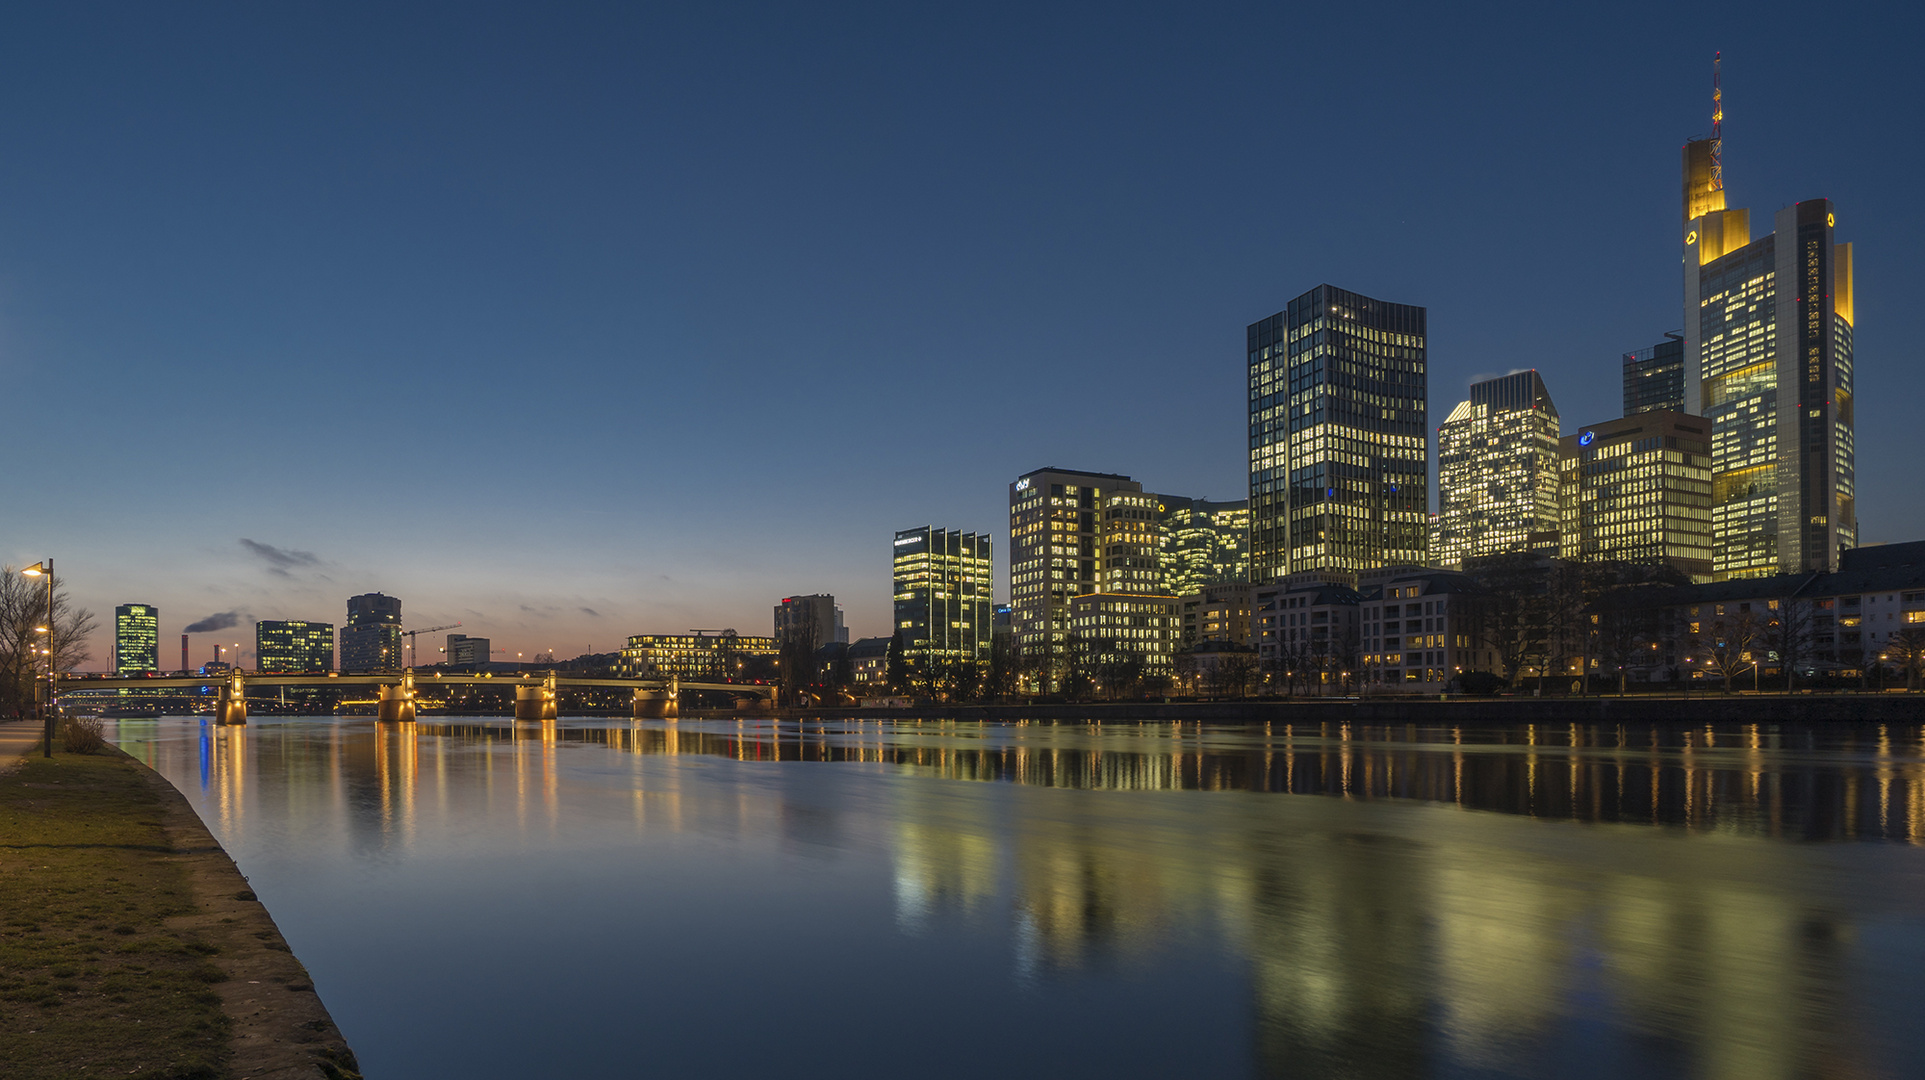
[57,674,773,696]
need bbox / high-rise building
[1434,371,1562,569]
[1156,497,1249,598]
[1624,333,1686,415]
[1248,284,1428,582]
[892,527,992,667]
[1009,468,1142,659]
[340,592,404,672]
[1558,410,1714,580]
[445,633,490,666]
[256,621,335,673]
[773,594,845,648]
[114,604,160,676]
[1097,491,1163,594]
[1681,65,1855,578]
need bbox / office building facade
[256,620,335,673]
[1248,284,1428,582]
[1681,106,1855,577]
[619,633,777,679]
[445,633,490,666]
[114,604,160,676]
[1558,410,1715,579]
[893,526,993,666]
[1434,371,1562,569]
[773,594,846,648]
[340,592,404,673]
[1624,333,1686,415]
[1009,468,1141,659]
[1157,497,1249,598]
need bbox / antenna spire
[1709,52,1723,192]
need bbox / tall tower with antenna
[1679,52,1858,578]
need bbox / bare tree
[0,567,97,719]
[1884,627,1925,693]
[1694,608,1761,694]
[1767,599,1814,692]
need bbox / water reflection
[413,717,1925,841]
[110,716,1925,1080]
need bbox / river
[109,715,1925,1079]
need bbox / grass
[0,750,231,1080]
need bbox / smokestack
[181,635,189,675]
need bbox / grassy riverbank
[0,747,230,1079]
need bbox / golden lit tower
[1680,55,1856,577]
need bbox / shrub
[60,714,107,754]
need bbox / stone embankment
[0,720,360,1080]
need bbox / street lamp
[21,560,54,758]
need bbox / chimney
[181,635,189,674]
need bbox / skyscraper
[1681,61,1855,577]
[1248,284,1428,582]
[1009,468,1142,659]
[114,604,159,676]
[1623,333,1686,416]
[892,527,992,667]
[256,621,336,673]
[1433,371,1562,568]
[340,592,403,672]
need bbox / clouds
[579,607,601,617]
[183,611,245,633]
[239,538,321,578]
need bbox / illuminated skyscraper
[1009,468,1141,659]
[113,604,160,676]
[1433,371,1561,568]
[892,527,992,667]
[1155,497,1249,597]
[340,592,403,672]
[1623,333,1685,415]
[256,620,336,673]
[1681,67,1855,577]
[1248,285,1428,582]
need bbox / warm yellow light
[21,564,46,577]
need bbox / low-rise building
[1358,570,1494,691]
[1179,583,1254,648]
[1069,592,1180,686]
[848,637,892,688]
[619,632,778,679]
[1255,579,1363,692]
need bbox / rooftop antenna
[1709,52,1723,193]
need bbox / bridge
[54,670,778,724]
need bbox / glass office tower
[1681,132,1855,577]
[256,621,336,673]
[1155,497,1249,598]
[1624,333,1686,415]
[1248,284,1428,582]
[1008,468,1141,660]
[1434,371,1562,568]
[892,527,993,666]
[340,592,404,672]
[114,604,160,676]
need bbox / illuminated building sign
[1579,431,1595,447]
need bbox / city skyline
[4,6,1921,665]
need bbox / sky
[3,1,1922,669]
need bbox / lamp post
[21,560,54,758]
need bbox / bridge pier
[515,679,558,721]
[217,673,247,725]
[377,676,417,722]
[633,676,678,719]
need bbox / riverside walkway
[0,717,360,1080]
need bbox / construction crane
[402,623,462,668]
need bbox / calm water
[109,715,1925,1079]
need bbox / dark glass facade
[1248,284,1428,582]
[893,526,992,666]
[1623,333,1685,416]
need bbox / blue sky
[3,1,1921,667]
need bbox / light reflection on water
[111,716,1925,1080]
